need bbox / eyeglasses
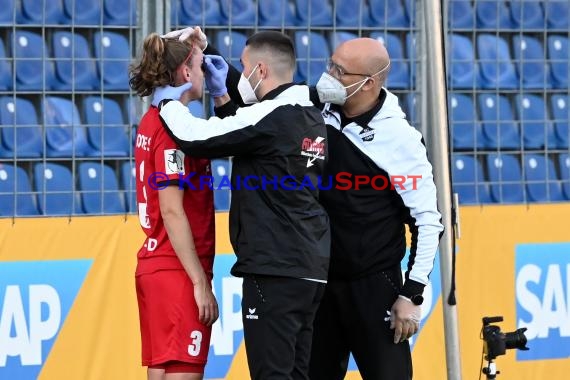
[326,59,371,78]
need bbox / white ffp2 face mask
[238,64,263,104]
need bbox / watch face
[411,294,424,305]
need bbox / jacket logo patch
[359,126,375,142]
[301,137,326,167]
[164,149,185,175]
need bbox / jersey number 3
[188,330,203,357]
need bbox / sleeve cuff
[214,100,239,118]
[400,279,425,298]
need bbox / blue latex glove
[203,55,228,97]
[151,83,193,107]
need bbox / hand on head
[203,55,228,97]
[161,26,208,51]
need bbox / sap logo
[205,255,244,379]
[516,243,570,361]
[0,260,92,380]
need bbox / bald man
[167,30,443,379]
[305,37,443,379]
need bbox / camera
[481,316,529,360]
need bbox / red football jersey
[134,106,215,276]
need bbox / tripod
[481,357,500,379]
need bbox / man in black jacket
[152,31,330,380]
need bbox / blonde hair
[129,33,194,97]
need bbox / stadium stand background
[0,0,569,218]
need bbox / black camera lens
[504,327,529,351]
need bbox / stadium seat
[78,162,125,214]
[188,100,205,118]
[33,162,83,215]
[18,0,67,24]
[0,164,39,216]
[295,31,330,86]
[449,0,475,29]
[294,0,333,26]
[104,0,136,25]
[477,34,518,89]
[335,0,371,27]
[545,0,569,30]
[173,0,222,26]
[449,93,484,150]
[63,0,101,25]
[218,0,255,26]
[83,96,130,157]
[551,95,569,149]
[11,30,57,90]
[0,38,11,90]
[475,0,512,29]
[0,0,15,24]
[448,34,478,89]
[512,35,550,89]
[509,0,544,29]
[486,154,524,203]
[93,31,131,90]
[559,154,570,200]
[514,94,557,150]
[452,155,492,204]
[0,97,43,158]
[211,158,231,211]
[52,31,99,91]
[369,0,409,28]
[215,30,247,71]
[370,32,409,89]
[478,94,521,150]
[259,0,297,27]
[44,96,93,157]
[523,154,564,202]
[120,160,136,213]
[547,35,569,89]
[329,32,358,51]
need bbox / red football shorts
[136,269,212,370]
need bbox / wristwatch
[410,294,424,306]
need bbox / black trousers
[242,275,325,380]
[309,266,413,380]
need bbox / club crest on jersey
[359,126,375,142]
[164,149,185,175]
[300,137,326,167]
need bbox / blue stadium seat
[93,31,130,90]
[215,30,247,71]
[0,164,39,216]
[33,162,83,215]
[173,0,222,26]
[18,0,67,24]
[83,96,130,157]
[294,0,333,26]
[0,38,11,90]
[547,35,569,89]
[523,154,564,202]
[449,93,484,150]
[370,32,409,89]
[512,35,550,89]
[329,32,358,51]
[559,154,570,200]
[515,94,557,150]
[0,97,43,158]
[509,0,544,29]
[44,96,92,158]
[259,0,297,27]
[120,161,136,213]
[449,34,478,89]
[218,0,255,26]
[0,0,15,24]
[404,93,419,126]
[78,162,125,214]
[475,0,512,29]
[545,0,569,30]
[486,154,524,203]
[369,0,409,28]
[211,158,231,211]
[452,155,492,204]
[477,34,518,89]
[104,0,136,25]
[52,31,98,91]
[478,94,521,150]
[295,31,330,86]
[335,0,371,27]
[188,100,205,118]
[11,30,57,90]
[551,95,569,149]
[449,0,475,29]
[63,0,101,25]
